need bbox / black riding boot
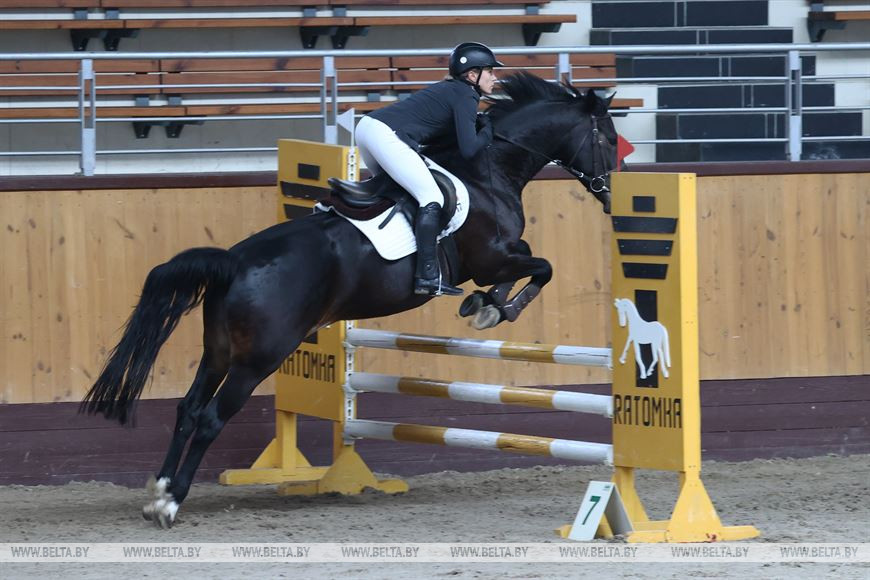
[414,202,463,296]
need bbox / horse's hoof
[144,476,176,527]
[150,498,179,530]
[459,291,487,318]
[156,511,175,530]
[472,305,502,330]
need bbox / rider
[355,42,503,296]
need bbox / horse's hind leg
[647,343,659,378]
[657,342,669,378]
[144,296,230,521]
[149,357,283,529]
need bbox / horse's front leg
[458,240,529,319]
[619,338,632,365]
[469,253,552,330]
[458,281,515,318]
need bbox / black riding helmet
[448,42,504,78]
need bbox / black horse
[81,72,618,528]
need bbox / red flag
[616,135,635,170]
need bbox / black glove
[476,113,492,132]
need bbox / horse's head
[614,298,628,327]
[564,88,618,213]
[486,73,618,213]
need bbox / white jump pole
[346,328,612,368]
[345,419,614,465]
[349,372,613,417]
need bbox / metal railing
[0,42,869,174]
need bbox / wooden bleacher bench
[390,53,643,109]
[0,0,576,49]
[0,0,99,6]
[101,0,547,5]
[0,54,641,136]
[808,0,870,41]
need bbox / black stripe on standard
[622,262,668,279]
[635,289,659,389]
[280,180,331,201]
[612,216,677,233]
[297,162,320,181]
[283,203,313,221]
[632,195,656,213]
[617,239,673,256]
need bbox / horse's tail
[80,247,239,425]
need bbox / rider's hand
[476,113,492,132]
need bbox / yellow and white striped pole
[346,328,612,368]
[349,373,613,417]
[345,420,614,465]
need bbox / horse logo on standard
[614,297,671,379]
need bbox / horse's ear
[604,92,615,109]
[581,88,600,113]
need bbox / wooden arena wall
[1,171,868,405]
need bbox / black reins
[493,114,613,211]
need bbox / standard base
[219,437,408,496]
[278,447,408,496]
[556,522,761,543]
[220,465,330,486]
[556,467,760,543]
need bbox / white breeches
[355,115,444,208]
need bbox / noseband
[494,114,613,212]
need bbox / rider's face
[468,67,497,95]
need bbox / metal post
[786,50,803,161]
[557,52,571,84]
[78,58,96,175]
[322,56,338,144]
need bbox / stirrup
[414,274,463,297]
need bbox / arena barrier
[220,140,759,542]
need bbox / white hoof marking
[144,476,177,527]
[155,499,179,529]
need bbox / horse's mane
[423,72,608,167]
[484,72,584,122]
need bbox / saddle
[324,165,458,231]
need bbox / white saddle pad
[316,157,470,260]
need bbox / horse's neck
[625,303,643,324]
[475,138,548,197]
[486,112,584,186]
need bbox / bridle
[493,113,614,212]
